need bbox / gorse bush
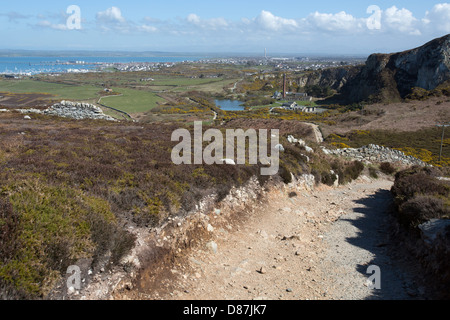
[325,128,450,166]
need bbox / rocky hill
[340,34,450,103]
[295,66,361,92]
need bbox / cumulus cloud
[255,10,298,31]
[423,3,450,32]
[305,11,364,33]
[186,13,228,30]
[383,6,421,35]
[187,13,201,25]
[96,7,130,32]
[25,4,448,53]
[96,7,126,24]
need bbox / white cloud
[37,20,68,31]
[383,6,421,35]
[96,7,126,24]
[305,11,364,33]
[186,13,228,30]
[423,3,450,33]
[187,13,201,25]
[255,10,298,31]
[96,7,130,32]
[138,24,158,33]
[27,3,444,53]
[0,11,30,23]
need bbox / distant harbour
[0,56,205,75]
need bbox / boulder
[419,219,450,245]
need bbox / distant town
[106,56,366,74]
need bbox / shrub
[321,172,337,186]
[279,163,293,184]
[0,197,28,299]
[399,195,449,228]
[390,167,450,298]
[379,162,396,175]
[391,167,450,228]
[369,167,379,179]
[392,169,448,206]
[0,179,135,298]
[344,161,365,182]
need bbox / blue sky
[1,1,449,55]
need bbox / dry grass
[321,97,450,137]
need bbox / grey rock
[206,241,218,254]
[274,144,285,152]
[419,219,450,245]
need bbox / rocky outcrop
[341,34,450,103]
[322,144,428,167]
[2,101,117,121]
[44,101,116,121]
[295,66,361,92]
[419,219,450,246]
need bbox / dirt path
[127,177,424,300]
[303,122,324,143]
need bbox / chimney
[283,74,287,99]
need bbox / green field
[0,79,101,100]
[148,76,238,93]
[101,87,165,113]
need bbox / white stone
[206,241,218,254]
[305,146,314,153]
[275,144,285,152]
[221,158,236,165]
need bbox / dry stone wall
[322,144,428,167]
[42,101,116,121]
[1,101,116,121]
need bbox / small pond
[214,99,246,111]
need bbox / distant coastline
[0,55,205,75]
[0,50,207,58]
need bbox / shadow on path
[339,189,422,300]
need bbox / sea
[0,56,204,75]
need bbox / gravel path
[123,177,423,300]
[319,179,420,299]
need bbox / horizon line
[0,49,370,58]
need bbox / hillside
[339,34,450,103]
